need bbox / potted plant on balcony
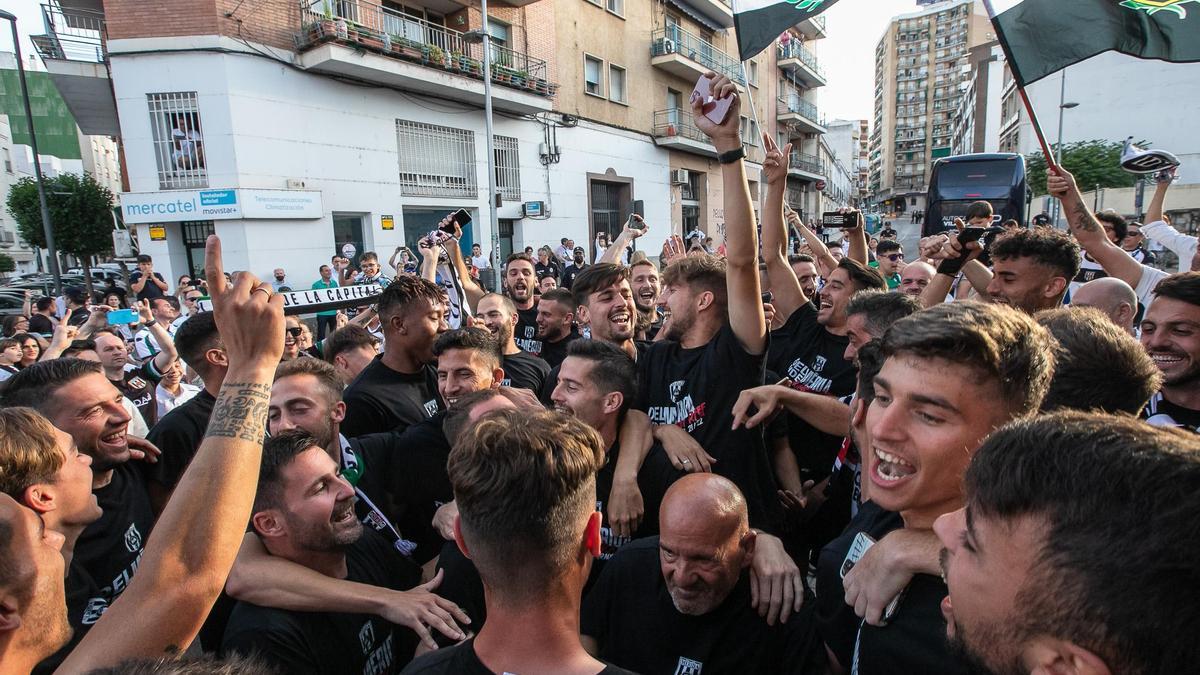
[461,54,482,76]
[427,45,446,67]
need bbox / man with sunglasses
[870,241,905,290]
[1121,223,1157,265]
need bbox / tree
[1026,140,1139,197]
[6,172,115,296]
[0,253,14,275]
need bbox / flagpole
[981,0,1059,171]
[740,61,763,158]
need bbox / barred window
[148,92,207,189]
[396,120,478,198]
[494,135,520,202]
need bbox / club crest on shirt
[423,399,440,418]
[123,523,143,553]
[82,597,109,625]
[813,355,828,372]
[669,380,687,403]
[359,621,376,654]
[674,656,703,675]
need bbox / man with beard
[502,252,542,355]
[935,412,1200,675]
[475,293,550,393]
[3,360,159,615]
[562,246,589,290]
[789,255,820,305]
[221,431,431,672]
[341,275,446,437]
[535,288,579,368]
[629,259,663,341]
[581,474,823,675]
[852,301,1054,674]
[1138,272,1200,431]
[0,408,104,674]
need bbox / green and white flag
[733,0,840,62]
[987,0,1200,86]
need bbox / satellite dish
[1120,137,1180,175]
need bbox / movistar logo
[1120,0,1198,18]
[785,0,827,11]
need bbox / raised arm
[845,214,868,266]
[58,236,285,672]
[137,300,178,375]
[692,73,766,355]
[791,213,839,278]
[600,219,647,265]
[1049,168,1144,289]
[436,214,486,306]
[1141,169,1195,266]
[760,134,808,322]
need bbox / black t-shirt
[814,501,904,671]
[28,314,54,335]
[535,260,561,281]
[342,357,440,437]
[1142,392,1200,432]
[36,562,108,675]
[67,306,90,327]
[769,303,858,481]
[357,413,453,564]
[637,325,778,531]
[74,462,154,605]
[146,388,215,491]
[222,528,422,675]
[501,350,550,393]
[540,340,651,406]
[129,271,167,301]
[402,637,636,675]
[538,332,580,369]
[581,537,825,675]
[513,305,542,356]
[562,263,587,289]
[114,362,161,428]
[853,572,967,675]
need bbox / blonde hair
[0,408,63,497]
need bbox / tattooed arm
[1047,167,1145,290]
[60,236,285,673]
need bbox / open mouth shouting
[871,447,917,487]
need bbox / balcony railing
[789,151,822,176]
[31,4,106,63]
[652,108,712,146]
[776,41,824,79]
[297,0,557,98]
[777,97,822,124]
[650,27,744,84]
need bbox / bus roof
[935,153,1022,164]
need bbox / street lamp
[0,10,62,295]
[1052,72,1079,228]
[462,12,501,292]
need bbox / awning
[667,0,726,34]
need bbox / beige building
[868,0,991,215]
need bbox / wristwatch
[717,146,746,165]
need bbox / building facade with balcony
[868,0,991,216]
[33,0,830,282]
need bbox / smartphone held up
[691,74,733,126]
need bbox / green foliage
[1026,140,1139,197]
[0,253,14,274]
[5,172,115,258]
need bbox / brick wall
[104,0,299,51]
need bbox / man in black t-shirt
[403,409,632,675]
[561,246,589,290]
[94,327,173,428]
[503,252,542,355]
[475,293,550,393]
[0,408,106,675]
[536,288,580,369]
[29,296,58,335]
[64,288,91,327]
[1139,273,1200,432]
[342,275,446,437]
[128,254,169,302]
[221,431,434,672]
[3,360,157,614]
[581,474,824,675]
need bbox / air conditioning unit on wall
[670,169,689,185]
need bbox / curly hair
[989,228,1081,280]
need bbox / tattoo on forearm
[206,382,270,442]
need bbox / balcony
[893,176,925,191]
[296,1,556,115]
[788,151,823,181]
[669,0,735,29]
[650,27,744,86]
[795,14,827,40]
[776,41,825,88]
[652,109,719,158]
[29,3,119,136]
[777,97,825,135]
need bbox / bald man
[897,261,935,298]
[581,474,823,674]
[1071,276,1138,334]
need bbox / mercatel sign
[197,283,383,316]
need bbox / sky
[2,0,921,122]
[817,0,929,123]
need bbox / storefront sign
[381,215,395,230]
[120,189,322,224]
[148,226,167,241]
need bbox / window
[584,55,604,97]
[667,89,682,126]
[395,119,478,197]
[494,135,520,202]
[607,0,623,15]
[609,65,627,104]
[2,147,10,174]
[147,92,207,189]
[590,179,631,243]
[749,61,759,87]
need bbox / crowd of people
[0,73,1197,675]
